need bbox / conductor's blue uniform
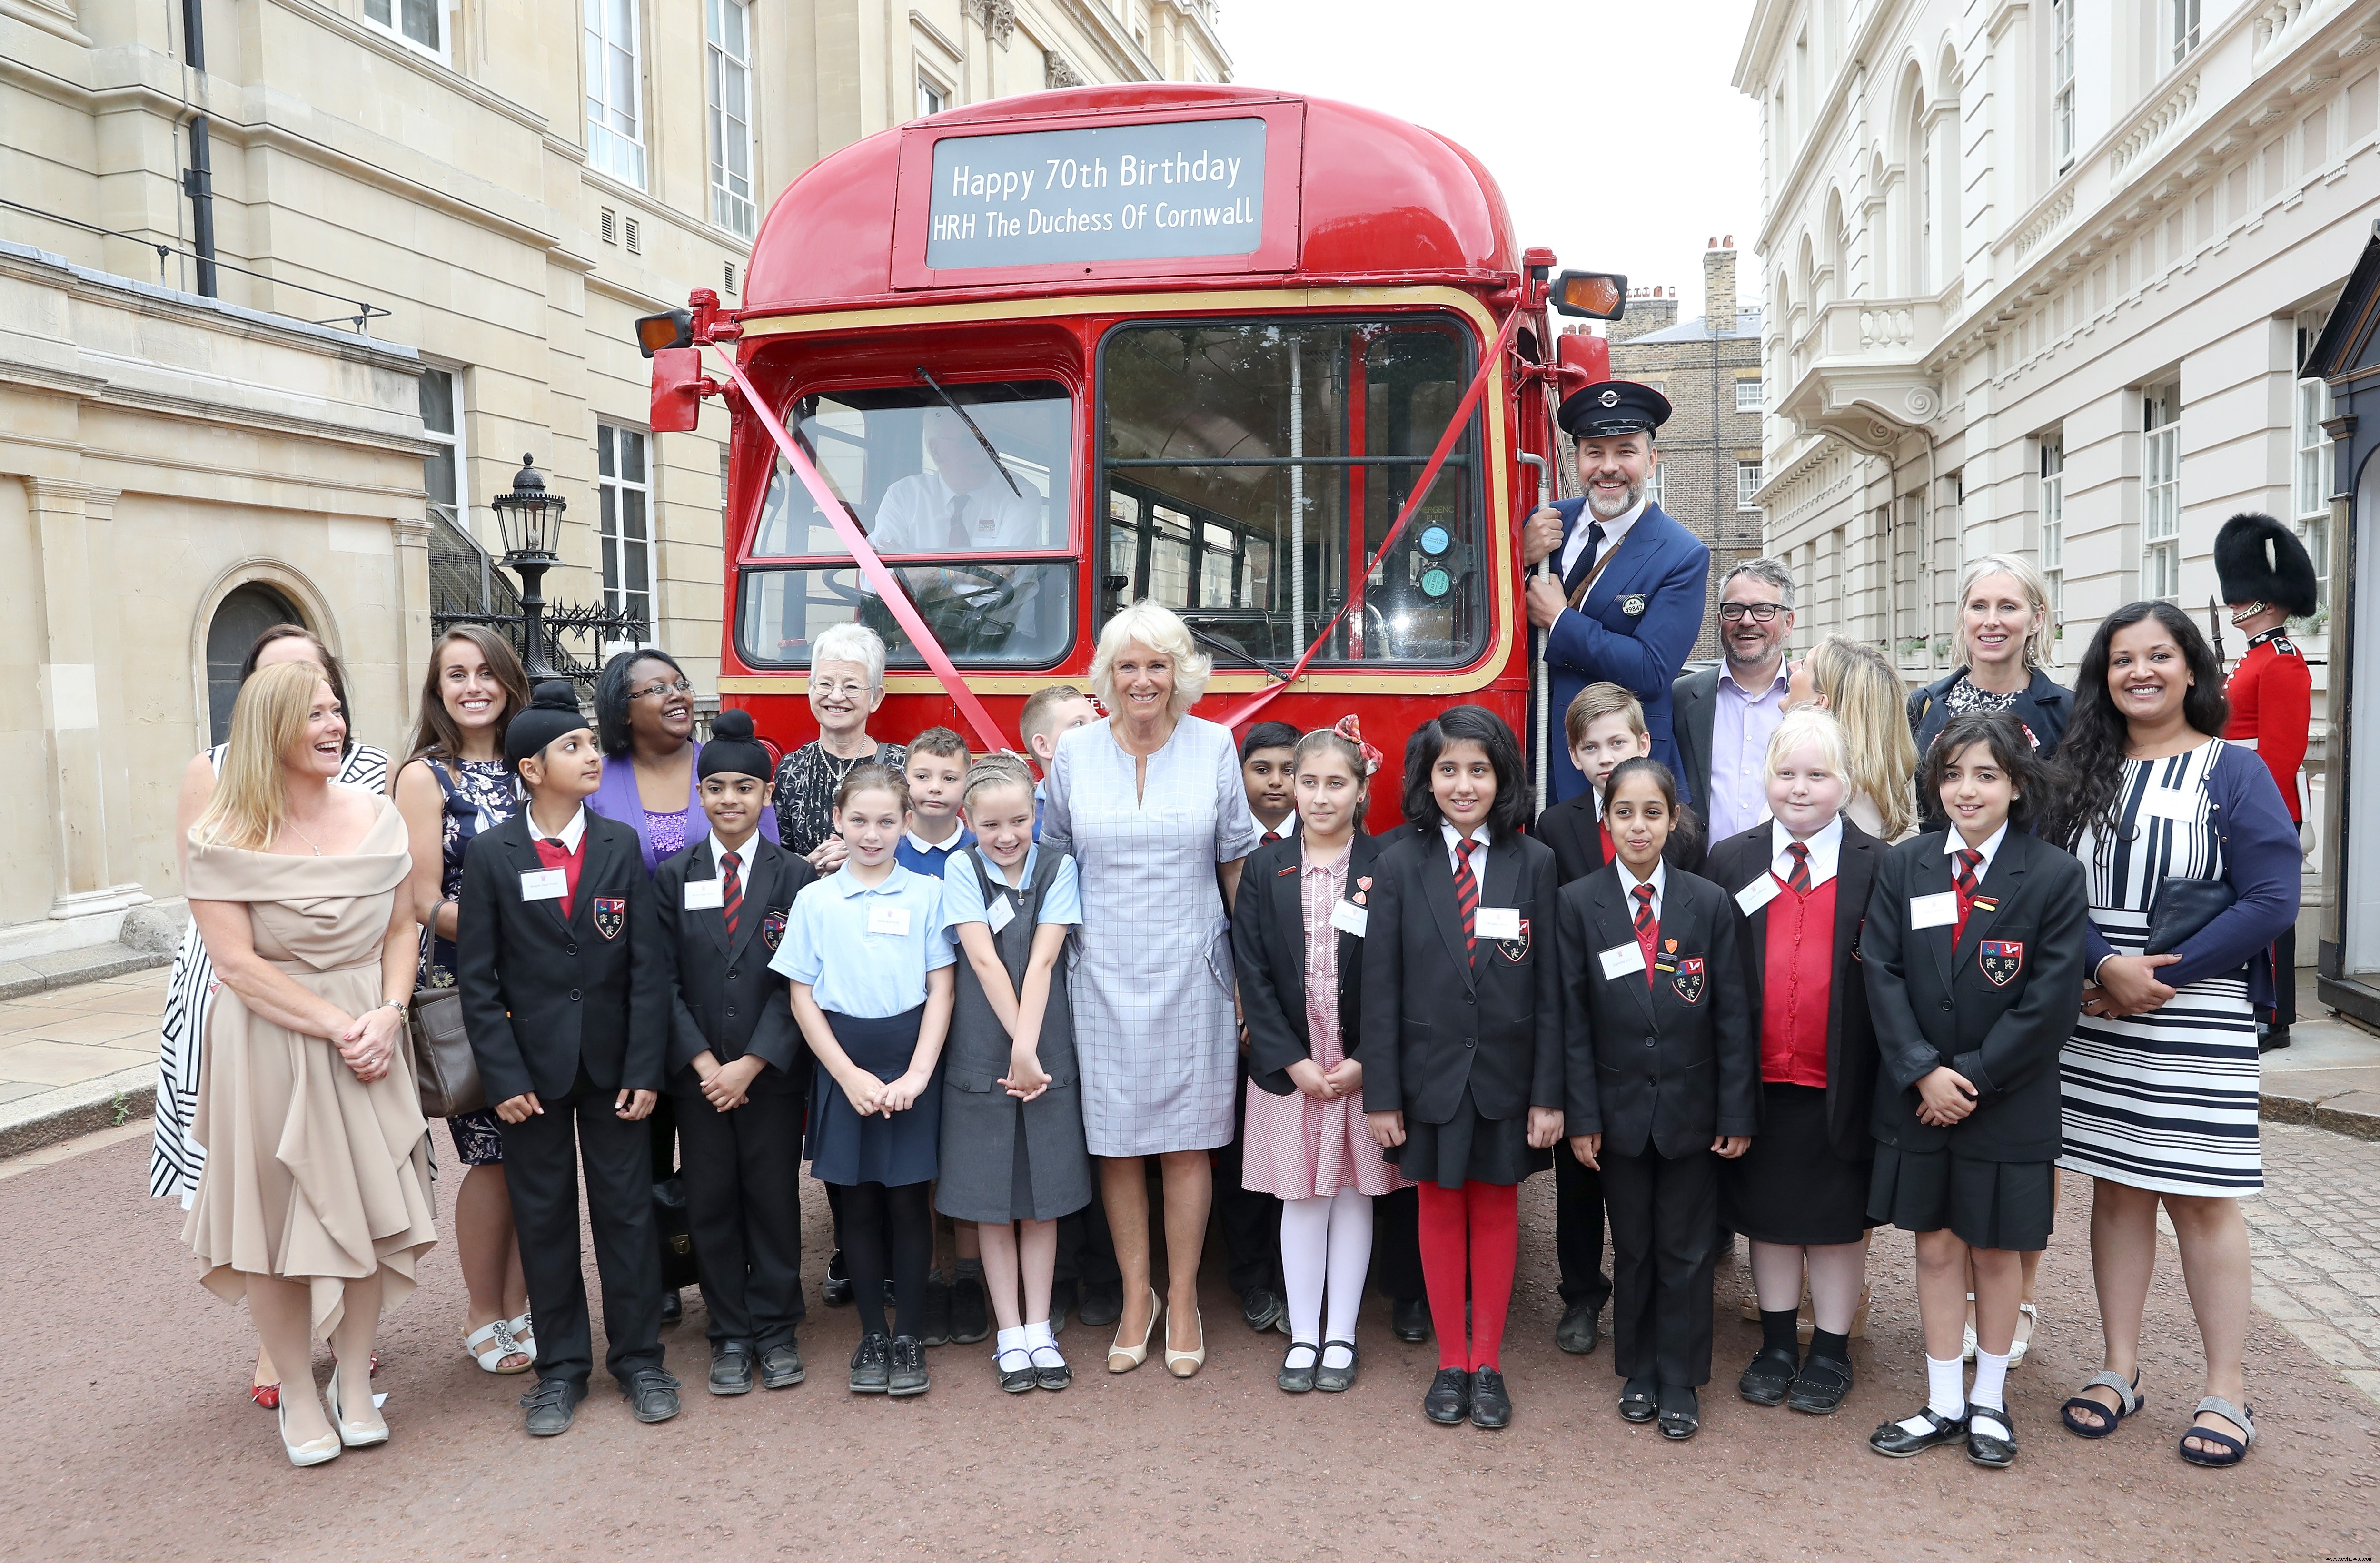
[1542,496,1710,804]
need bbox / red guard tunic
[2223,627,2311,823]
[1760,876,1836,1087]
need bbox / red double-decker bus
[646,81,1621,825]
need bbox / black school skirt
[1867,1143,2053,1252]
[1720,1083,1874,1246]
[1388,1084,1552,1190]
[807,1007,942,1187]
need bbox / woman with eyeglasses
[588,647,783,1324]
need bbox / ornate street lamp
[490,453,566,680]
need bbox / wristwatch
[382,998,408,1015]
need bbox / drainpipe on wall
[179,0,217,298]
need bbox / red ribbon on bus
[714,304,1519,753]
[1210,307,1522,733]
[714,350,1015,757]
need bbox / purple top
[588,739,781,875]
[1704,662,1789,842]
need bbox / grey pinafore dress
[933,848,1095,1223]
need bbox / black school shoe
[659,1288,683,1326]
[1870,1405,1968,1457]
[949,1274,991,1345]
[708,1342,755,1395]
[1078,1283,1124,1329]
[1423,1367,1472,1425]
[1738,1345,1800,1406]
[920,1276,953,1346]
[1241,1286,1287,1335]
[1313,1341,1359,1394]
[618,1367,683,1424]
[760,1341,805,1389]
[1391,1296,1433,1344]
[849,1332,892,1393]
[1787,1352,1852,1415]
[1618,1375,1658,1424]
[1555,1301,1602,1355]
[1469,1368,1512,1429]
[888,1335,930,1396]
[520,1376,585,1437]
[822,1252,853,1308]
[1656,1383,1699,1440]
[1965,1403,2017,1468]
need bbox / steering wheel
[891,563,1027,651]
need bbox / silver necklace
[285,817,327,856]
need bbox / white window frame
[585,0,648,189]
[364,0,448,62]
[2051,0,2076,173]
[420,365,470,534]
[1735,378,1764,412]
[1737,459,1765,511]
[2172,0,2201,66]
[705,0,758,239]
[2143,388,2180,599]
[596,423,654,641]
[2296,307,2332,611]
[2040,435,2065,623]
[1643,464,1666,511]
[917,73,949,119]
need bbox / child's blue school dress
[772,863,954,1187]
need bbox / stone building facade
[1734,0,2378,966]
[1600,241,1768,662]
[0,0,1226,958]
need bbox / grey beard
[1585,479,1645,522]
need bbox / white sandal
[464,1318,531,1374]
[2008,1302,2039,1368]
[506,1311,537,1362]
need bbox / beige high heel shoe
[329,1369,389,1448]
[1164,1305,1205,1379]
[276,1398,342,1468]
[1107,1288,1162,1374]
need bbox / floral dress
[771,739,907,857]
[417,756,519,1166]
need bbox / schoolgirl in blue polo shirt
[774,762,956,1397]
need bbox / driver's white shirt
[869,471,1045,554]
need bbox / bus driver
[861,405,1056,655]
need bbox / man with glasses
[1522,381,1710,803]
[1672,559,1798,842]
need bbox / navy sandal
[2179,1396,2255,1468]
[2060,1370,2142,1439]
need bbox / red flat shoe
[250,1382,280,1411]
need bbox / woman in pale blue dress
[1040,602,1259,1379]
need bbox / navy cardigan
[2077,741,2301,1008]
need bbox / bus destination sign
[924,117,1267,270]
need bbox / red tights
[1416,1180,1519,1371]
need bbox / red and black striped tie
[1784,841,1813,895]
[1451,845,1479,955]
[721,850,743,940]
[1951,847,1981,944]
[1632,882,1658,987]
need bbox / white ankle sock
[1320,1340,1355,1370]
[1970,1347,2010,1411]
[1023,1319,1064,1366]
[1897,1354,1967,1435]
[1022,1319,1055,1349]
[996,1326,1028,1359]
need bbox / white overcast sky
[1221,0,1764,324]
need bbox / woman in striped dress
[2049,602,2300,1468]
[151,625,391,1407]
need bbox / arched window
[204,583,303,744]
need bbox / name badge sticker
[1329,899,1369,938]
[986,897,1017,935]
[2139,788,2202,821]
[1475,906,1522,941]
[867,903,913,938]
[1598,941,1647,980]
[1909,891,1958,930]
[683,877,725,910]
[520,868,568,902]
[1736,875,1781,915]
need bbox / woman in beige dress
[182,661,438,1466]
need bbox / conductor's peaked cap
[2213,512,2319,618]
[1556,379,1672,440]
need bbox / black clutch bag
[2145,877,2235,956]
[652,1176,702,1292]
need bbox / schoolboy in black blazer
[1559,759,1756,1434]
[457,682,674,1436]
[653,710,817,1396]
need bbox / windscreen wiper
[914,367,1023,497]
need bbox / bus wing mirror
[635,309,694,357]
[1555,332,1611,387]
[651,346,708,433]
[1550,272,1626,320]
